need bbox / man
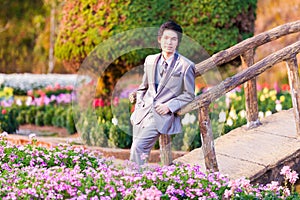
[130,21,195,167]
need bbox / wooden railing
[177,20,300,171]
[130,20,300,170]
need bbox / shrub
[34,111,44,126]
[0,107,19,133]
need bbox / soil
[19,124,74,137]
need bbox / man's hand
[129,91,137,104]
[155,103,170,115]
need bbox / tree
[0,0,46,73]
[0,0,67,74]
[55,0,257,99]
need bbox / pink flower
[224,189,232,198]
[280,166,291,176]
[54,83,61,89]
[273,82,280,93]
[287,170,299,184]
[113,97,119,106]
[283,188,291,197]
[46,85,53,91]
[27,90,33,96]
[136,186,162,200]
[66,85,74,90]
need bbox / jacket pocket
[171,72,182,77]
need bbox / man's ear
[157,37,161,44]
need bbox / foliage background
[0,0,298,81]
[0,0,67,73]
[254,0,300,86]
[54,0,257,98]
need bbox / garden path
[174,108,300,184]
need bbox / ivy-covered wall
[55,0,257,70]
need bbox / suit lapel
[151,54,161,93]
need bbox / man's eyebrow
[164,36,178,39]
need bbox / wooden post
[159,134,172,165]
[241,49,261,128]
[286,54,300,135]
[198,105,218,171]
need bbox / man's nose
[167,39,172,44]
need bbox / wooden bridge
[152,20,300,180]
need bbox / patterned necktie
[160,61,168,77]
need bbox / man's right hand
[129,91,137,104]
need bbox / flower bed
[0,82,294,152]
[0,134,299,199]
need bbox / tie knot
[162,61,168,67]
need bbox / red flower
[92,98,105,108]
[281,84,290,91]
[262,83,270,89]
[1,109,7,115]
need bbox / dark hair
[158,20,183,44]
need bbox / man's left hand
[155,103,170,115]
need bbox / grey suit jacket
[130,52,195,134]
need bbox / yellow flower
[263,88,269,94]
[260,95,266,102]
[229,92,237,99]
[269,90,277,96]
[271,95,276,101]
[280,95,285,102]
[3,87,13,97]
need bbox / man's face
[158,29,179,55]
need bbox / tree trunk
[48,4,56,73]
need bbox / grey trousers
[130,112,160,167]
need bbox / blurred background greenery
[0,0,299,91]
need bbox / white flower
[229,108,238,120]
[16,99,22,106]
[28,133,36,139]
[182,113,196,125]
[112,117,118,126]
[265,110,272,117]
[188,114,196,124]
[218,110,226,122]
[182,113,190,125]
[239,110,247,118]
[258,111,264,119]
[226,118,233,126]
[25,96,33,106]
[275,103,282,112]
